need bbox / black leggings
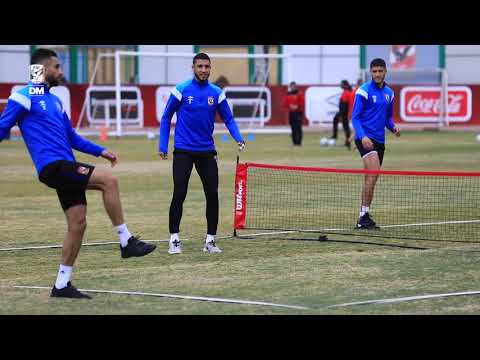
[169,151,219,235]
[289,112,303,145]
[332,112,351,141]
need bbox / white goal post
[109,50,294,137]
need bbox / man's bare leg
[62,204,87,266]
[51,204,91,298]
[87,168,123,226]
[86,168,156,257]
[356,152,381,229]
[361,152,381,208]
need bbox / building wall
[446,45,480,84]
[282,45,360,85]
[0,45,30,83]
[2,45,480,86]
[138,45,193,85]
[198,46,250,84]
[138,45,361,86]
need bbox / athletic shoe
[50,282,92,299]
[356,213,380,230]
[168,239,182,255]
[203,240,223,253]
[121,236,156,258]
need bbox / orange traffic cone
[100,126,108,141]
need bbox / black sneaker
[345,141,352,150]
[121,236,157,259]
[356,213,380,230]
[50,282,92,299]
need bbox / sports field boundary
[11,285,310,311]
[11,285,480,311]
[329,290,480,308]
[0,238,183,252]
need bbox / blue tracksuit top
[0,82,105,175]
[159,77,243,154]
[351,80,396,144]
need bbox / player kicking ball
[0,49,156,299]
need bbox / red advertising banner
[400,86,472,122]
[1,83,479,127]
[234,163,248,230]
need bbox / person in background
[282,81,305,146]
[214,75,230,90]
[331,80,353,150]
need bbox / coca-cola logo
[400,86,472,122]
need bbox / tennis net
[233,162,480,243]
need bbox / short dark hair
[370,58,386,69]
[193,52,211,64]
[31,48,58,65]
[340,80,352,91]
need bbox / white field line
[380,219,480,228]
[0,239,182,252]
[237,230,297,237]
[297,220,480,232]
[237,220,480,237]
[12,285,310,311]
[329,290,480,308]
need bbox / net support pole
[114,50,122,138]
[233,154,240,237]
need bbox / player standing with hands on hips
[352,58,401,230]
[159,53,245,254]
[0,49,156,299]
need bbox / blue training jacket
[159,78,243,154]
[351,80,396,144]
[0,82,105,175]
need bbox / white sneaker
[168,239,182,254]
[203,240,223,253]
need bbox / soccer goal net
[360,67,450,127]
[76,50,293,137]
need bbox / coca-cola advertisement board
[400,86,472,122]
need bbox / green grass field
[1,130,480,314]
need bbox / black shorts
[173,148,217,158]
[39,160,95,211]
[355,139,386,166]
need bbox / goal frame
[110,50,294,137]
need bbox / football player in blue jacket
[351,58,401,230]
[0,49,156,299]
[159,53,245,254]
